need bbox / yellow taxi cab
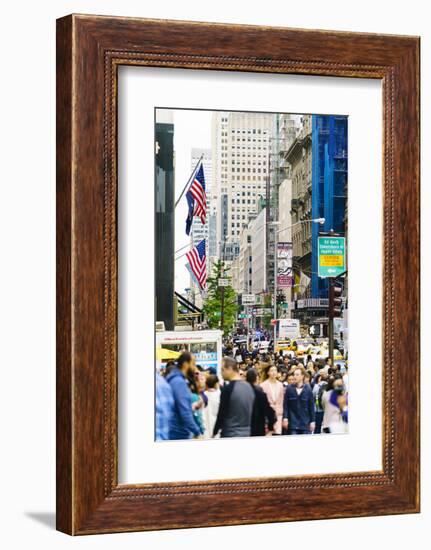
[275,339,292,353]
[334,349,344,361]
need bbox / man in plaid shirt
[155,372,174,440]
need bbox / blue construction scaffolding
[311,115,348,299]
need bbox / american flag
[185,162,206,235]
[186,239,206,290]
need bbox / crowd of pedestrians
[155,346,348,441]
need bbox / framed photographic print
[56,14,420,535]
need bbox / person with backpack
[312,373,328,434]
[203,374,221,438]
[321,374,348,434]
[246,368,276,436]
[165,352,203,440]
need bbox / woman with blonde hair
[257,361,270,383]
[260,363,285,434]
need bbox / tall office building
[267,114,299,301]
[155,110,175,330]
[285,114,313,298]
[211,111,275,262]
[238,222,254,294]
[311,115,348,298]
[277,176,293,318]
[285,114,348,329]
[250,206,267,295]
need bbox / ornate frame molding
[57,15,419,534]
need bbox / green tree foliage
[262,293,273,330]
[203,260,238,336]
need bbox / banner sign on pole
[318,236,346,278]
[277,242,293,288]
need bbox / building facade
[285,115,313,300]
[238,225,254,294]
[250,206,267,295]
[284,114,348,330]
[211,111,275,261]
[311,115,348,298]
[155,111,175,330]
[277,176,293,318]
[266,114,299,319]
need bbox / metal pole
[174,251,188,261]
[220,287,225,335]
[328,277,334,367]
[219,258,225,335]
[326,229,338,367]
[174,153,204,208]
[174,242,192,254]
[246,305,249,348]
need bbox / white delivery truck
[278,318,300,340]
[156,330,223,375]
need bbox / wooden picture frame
[56,14,420,535]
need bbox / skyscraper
[211,111,275,262]
[267,113,298,306]
[155,110,175,329]
[285,114,313,298]
[311,115,348,298]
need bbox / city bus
[155,330,223,375]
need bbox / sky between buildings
[157,108,301,294]
[165,108,213,293]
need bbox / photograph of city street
[155,108,348,441]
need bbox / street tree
[203,259,238,336]
[262,293,273,330]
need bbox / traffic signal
[309,324,321,337]
[329,283,343,318]
[276,293,284,305]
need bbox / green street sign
[318,236,346,278]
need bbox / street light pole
[246,304,250,349]
[328,277,334,367]
[220,243,226,335]
[174,153,204,208]
[321,229,344,367]
[271,217,325,350]
[220,283,225,334]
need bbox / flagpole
[174,243,192,255]
[175,252,188,261]
[174,153,204,208]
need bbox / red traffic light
[329,284,343,318]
